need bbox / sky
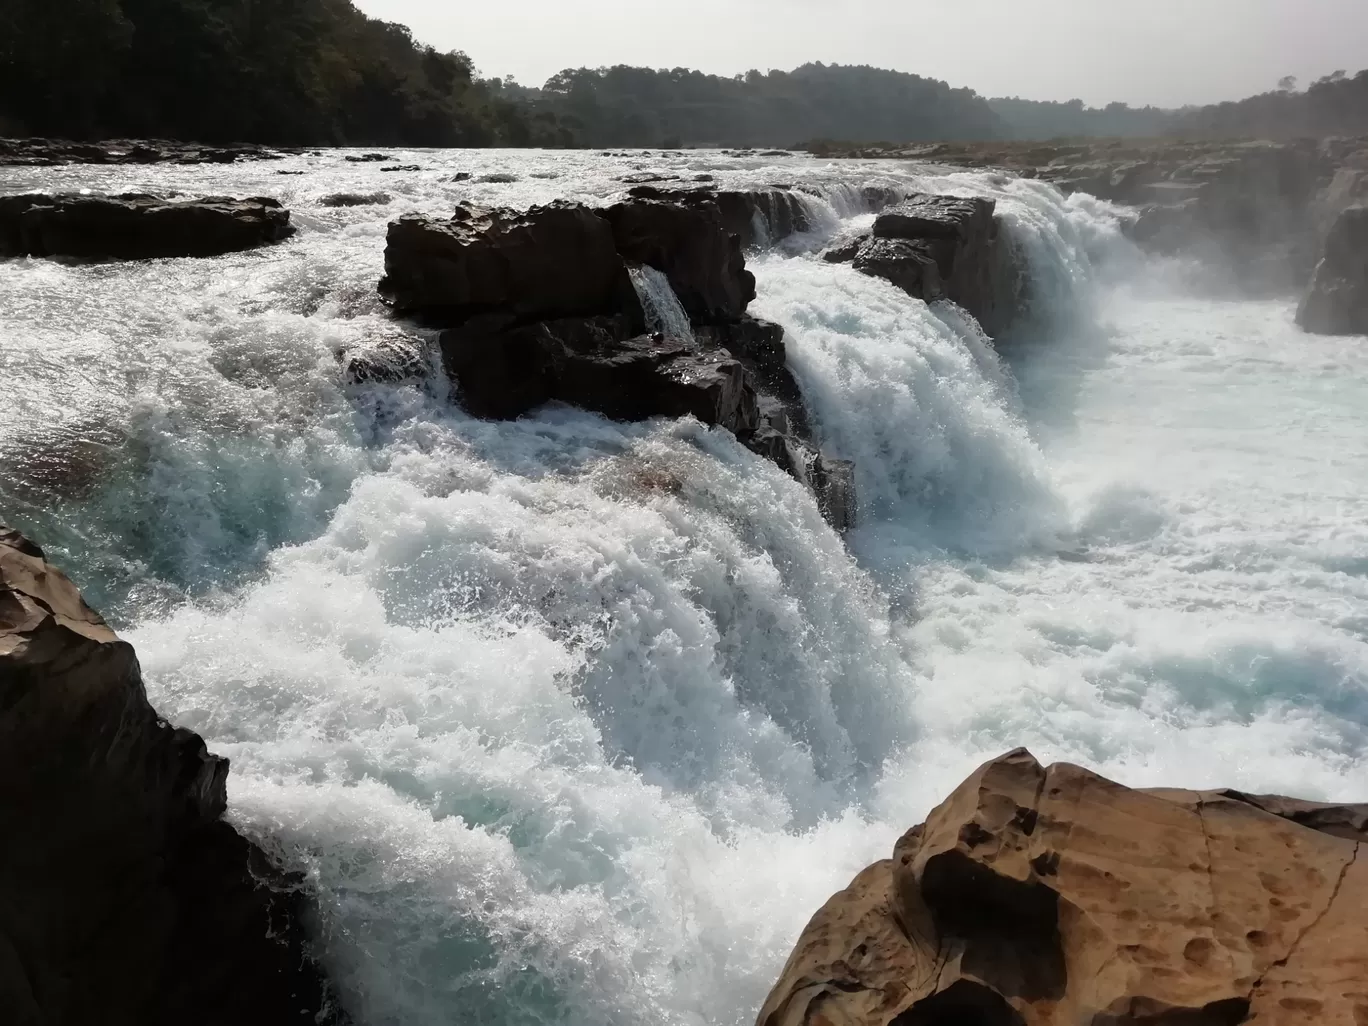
[353,0,1368,108]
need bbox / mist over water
[2,149,1366,1026]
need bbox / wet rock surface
[829,195,1025,337]
[1297,206,1368,335]
[0,526,344,1026]
[0,193,296,259]
[756,748,1368,1026]
[0,137,285,166]
[380,193,862,528]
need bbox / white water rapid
[2,149,1365,1026]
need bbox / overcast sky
[354,0,1368,107]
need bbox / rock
[319,192,392,208]
[0,526,343,1026]
[618,172,682,184]
[756,748,1368,1026]
[379,164,422,173]
[449,172,473,182]
[851,195,1023,336]
[477,173,520,184]
[440,315,757,433]
[341,334,429,383]
[853,236,945,302]
[822,232,870,264]
[0,137,281,166]
[0,193,295,260]
[378,202,632,323]
[605,198,756,323]
[1297,206,1368,334]
[344,152,390,162]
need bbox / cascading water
[629,263,696,340]
[2,148,1366,1026]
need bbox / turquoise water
[2,151,1364,1026]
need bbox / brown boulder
[378,202,630,322]
[1297,207,1368,335]
[757,749,1367,1026]
[0,193,295,260]
[0,527,342,1025]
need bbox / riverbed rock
[0,137,281,166]
[440,314,758,432]
[605,197,755,323]
[756,748,1368,1026]
[0,193,295,259]
[0,527,342,1026]
[1297,206,1368,334]
[378,202,631,322]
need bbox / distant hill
[2,0,1362,149]
[494,63,1006,148]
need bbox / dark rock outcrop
[830,195,1025,336]
[605,198,756,323]
[0,194,295,260]
[381,197,859,529]
[378,203,632,323]
[0,138,282,166]
[1297,206,1368,335]
[757,748,1368,1026]
[0,527,342,1026]
[319,192,392,208]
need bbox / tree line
[2,0,1363,148]
[0,0,574,145]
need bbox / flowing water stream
[2,149,1365,1026]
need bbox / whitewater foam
[2,150,1365,1026]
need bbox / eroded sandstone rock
[0,193,295,260]
[0,527,342,1026]
[757,749,1367,1026]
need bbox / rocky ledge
[0,193,296,260]
[757,748,1366,1026]
[0,137,285,166]
[377,193,862,528]
[1297,206,1368,335]
[822,194,1025,337]
[0,527,342,1025]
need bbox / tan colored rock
[758,749,1367,1026]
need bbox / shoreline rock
[0,526,344,1025]
[756,748,1367,1026]
[0,137,285,166]
[0,193,296,260]
[1297,206,1368,334]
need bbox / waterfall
[629,264,695,342]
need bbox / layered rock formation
[824,195,1025,337]
[0,527,342,1026]
[1297,207,1368,335]
[757,749,1367,1026]
[0,193,296,259]
[378,194,857,529]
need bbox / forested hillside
[0,0,574,145]
[2,0,1363,149]
[497,63,1006,147]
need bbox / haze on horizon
[354,0,1368,108]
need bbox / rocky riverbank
[0,527,343,1026]
[756,749,1367,1026]
[808,136,1368,309]
[0,138,288,166]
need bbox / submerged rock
[756,748,1368,1026]
[0,193,295,260]
[319,191,392,208]
[0,526,344,1025]
[1297,206,1368,335]
[0,137,281,166]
